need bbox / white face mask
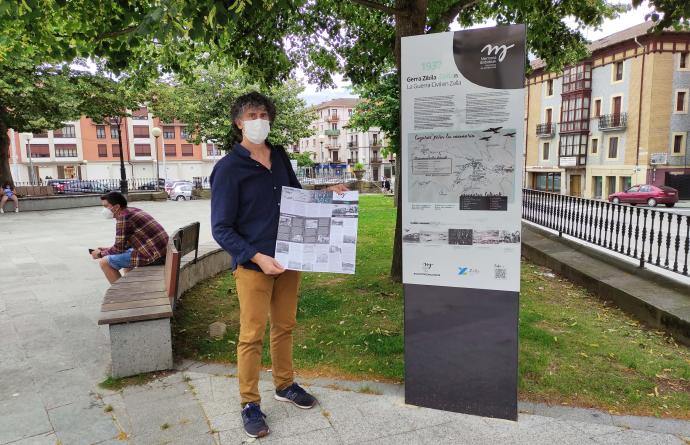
[242,119,270,144]
[101,207,114,219]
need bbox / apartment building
[7,106,222,183]
[525,22,690,199]
[294,98,394,181]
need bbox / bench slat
[104,290,168,304]
[124,266,165,277]
[108,280,166,293]
[102,297,171,312]
[97,304,172,325]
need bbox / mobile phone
[89,248,95,254]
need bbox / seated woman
[0,182,19,213]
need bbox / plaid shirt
[101,207,169,267]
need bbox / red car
[608,184,679,208]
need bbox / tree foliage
[148,64,315,151]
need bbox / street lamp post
[319,134,326,175]
[152,126,162,190]
[25,134,34,185]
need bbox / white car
[169,183,193,201]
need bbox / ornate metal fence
[522,189,690,277]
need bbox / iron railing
[536,123,555,137]
[598,113,628,130]
[14,178,160,194]
[523,189,690,276]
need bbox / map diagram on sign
[407,129,516,204]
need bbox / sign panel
[401,26,525,293]
[560,156,577,167]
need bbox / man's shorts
[106,248,134,270]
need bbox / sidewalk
[3,360,688,445]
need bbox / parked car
[45,179,74,194]
[165,180,192,195]
[608,184,679,207]
[169,183,193,201]
[137,179,165,190]
[64,180,112,194]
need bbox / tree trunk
[389,0,428,282]
[0,119,13,187]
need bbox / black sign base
[404,283,518,420]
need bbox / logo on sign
[481,44,515,62]
[458,266,480,276]
[413,261,440,277]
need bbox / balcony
[328,115,339,123]
[370,157,382,164]
[347,159,356,165]
[326,144,341,151]
[536,123,555,138]
[325,129,340,136]
[348,142,357,148]
[371,142,382,148]
[598,113,627,131]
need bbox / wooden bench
[98,222,200,378]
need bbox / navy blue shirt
[210,142,301,272]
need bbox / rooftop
[312,98,361,109]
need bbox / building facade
[7,106,222,183]
[294,98,394,182]
[525,22,690,199]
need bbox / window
[546,79,554,96]
[673,133,686,155]
[55,144,77,157]
[180,127,190,140]
[331,123,337,130]
[559,93,590,132]
[112,144,121,156]
[96,125,106,139]
[55,125,76,138]
[134,144,151,156]
[606,176,616,194]
[373,133,379,145]
[207,143,219,156]
[561,63,591,93]
[640,185,653,192]
[534,172,561,192]
[676,91,687,113]
[163,126,175,139]
[545,108,552,125]
[98,144,108,157]
[621,176,632,192]
[27,144,50,158]
[613,61,623,82]
[165,144,177,156]
[593,176,603,199]
[559,133,588,157]
[680,52,689,69]
[181,144,194,156]
[542,142,550,160]
[591,138,598,154]
[608,136,619,159]
[627,186,640,193]
[133,126,149,138]
[593,99,602,117]
[348,109,353,116]
[110,125,120,139]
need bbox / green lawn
[172,194,690,418]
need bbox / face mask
[101,207,114,219]
[242,119,270,144]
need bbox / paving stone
[49,396,119,445]
[0,364,36,402]
[7,432,58,445]
[100,393,133,436]
[35,367,95,409]
[612,415,690,437]
[260,427,341,445]
[591,429,685,445]
[0,392,52,445]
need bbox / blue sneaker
[241,402,269,438]
[274,383,317,409]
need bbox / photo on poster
[407,130,515,205]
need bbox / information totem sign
[401,25,525,421]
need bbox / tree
[148,64,315,151]
[288,151,315,168]
[5,0,686,280]
[0,58,143,186]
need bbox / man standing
[211,92,346,438]
[91,191,168,283]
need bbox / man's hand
[326,184,350,193]
[251,252,286,276]
[91,249,101,260]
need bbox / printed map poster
[401,25,525,291]
[275,187,359,274]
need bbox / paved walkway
[1,201,689,444]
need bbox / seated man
[91,191,168,283]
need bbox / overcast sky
[299,0,655,105]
